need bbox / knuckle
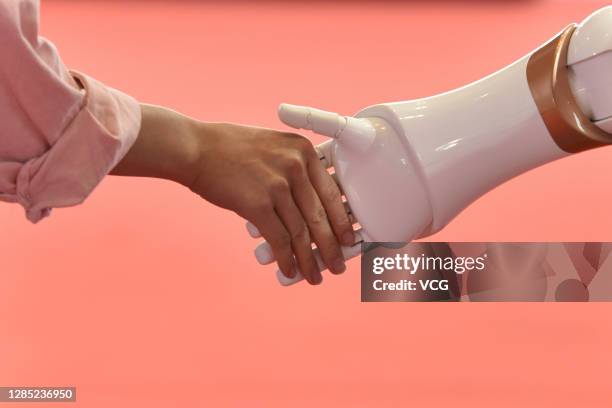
[248,199,273,217]
[268,178,290,196]
[283,155,306,177]
[271,232,291,248]
[298,256,316,275]
[290,224,310,243]
[307,205,328,226]
[320,182,340,202]
[330,212,350,227]
[292,134,312,150]
[317,234,341,253]
[294,136,318,158]
[322,243,342,260]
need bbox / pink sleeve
[0,0,141,223]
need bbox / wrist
[112,104,203,187]
[169,113,205,188]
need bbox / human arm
[111,104,355,284]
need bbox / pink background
[2,0,612,406]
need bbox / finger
[254,240,273,264]
[278,103,347,139]
[291,174,346,275]
[330,172,343,195]
[256,199,352,235]
[344,200,356,224]
[277,229,365,286]
[308,160,354,247]
[274,194,321,285]
[251,200,355,250]
[252,212,296,279]
[246,220,261,238]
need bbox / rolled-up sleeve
[0,0,141,222]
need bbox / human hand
[189,122,355,285]
[247,103,376,285]
[112,104,355,285]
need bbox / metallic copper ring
[527,24,612,153]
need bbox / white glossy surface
[254,241,274,265]
[279,103,347,137]
[567,6,612,65]
[568,6,612,122]
[278,103,377,153]
[246,221,261,238]
[570,52,612,121]
[357,54,568,233]
[594,116,612,133]
[333,117,433,242]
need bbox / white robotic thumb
[278,103,376,153]
[278,103,346,137]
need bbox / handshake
[246,7,612,286]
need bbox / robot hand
[249,7,612,286]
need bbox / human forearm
[110,104,202,187]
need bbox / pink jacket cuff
[3,73,141,223]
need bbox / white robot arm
[251,7,612,286]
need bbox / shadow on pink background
[1,0,611,406]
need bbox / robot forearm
[251,7,612,285]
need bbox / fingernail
[332,258,346,274]
[342,232,355,246]
[311,272,323,285]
